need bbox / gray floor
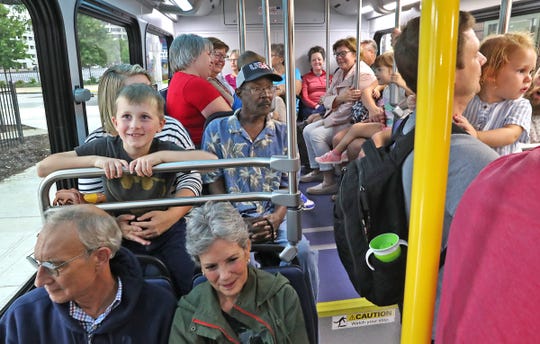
[318,306,401,343]
[300,186,402,343]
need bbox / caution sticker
[331,309,396,330]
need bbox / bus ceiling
[141,0,418,17]
[138,0,516,20]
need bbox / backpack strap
[360,115,415,166]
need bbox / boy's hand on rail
[95,157,129,179]
[129,154,162,177]
[117,214,151,245]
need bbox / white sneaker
[300,192,315,210]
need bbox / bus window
[476,13,540,44]
[76,13,129,84]
[76,13,130,132]
[379,32,394,54]
[146,31,169,90]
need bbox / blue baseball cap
[236,61,282,88]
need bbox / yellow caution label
[332,309,396,330]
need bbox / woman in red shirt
[167,34,231,146]
[300,46,331,121]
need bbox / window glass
[76,14,129,132]
[146,32,169,89]
[379,32,394,54]
[476,13,540,45]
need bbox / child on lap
[316,52,412,164]
[454,32,536,156]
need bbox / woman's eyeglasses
[334,50,352,58]
[212,52,229,61]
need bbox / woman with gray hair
[169,202,308,343]
[166,34,231,147]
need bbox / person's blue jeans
[123,218,194,297]
[275,220,320,301]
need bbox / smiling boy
[37,83,217,296]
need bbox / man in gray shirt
[394,12,500,337]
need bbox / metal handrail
[38,155,303,263]
[38,156,301,215]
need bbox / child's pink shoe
[315,150,344,164]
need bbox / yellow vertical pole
[400,0,459,343]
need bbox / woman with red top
[300,46,331,120]
[166,34,231,147]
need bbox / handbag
[351,100,370,124]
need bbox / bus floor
[299,181,401,343]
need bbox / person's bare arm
[208,177,227,195]
[266,205,287,230]
[200,96,232,118]
[362,80,385,123]
[294,79,302,96]
[476,124,524,148]
[129,150,217,176]
[37,151,128,178]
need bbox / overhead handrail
[401,0,459,342]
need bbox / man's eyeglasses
[212,52,229,61]
[27,249,94,277]
[244,86,277,96]
[334,50,352,58]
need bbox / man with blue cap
[201,61,320,300]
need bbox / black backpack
[334,117,454,307]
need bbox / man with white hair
[0,205,176,343]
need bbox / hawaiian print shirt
[201,110,289,215]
